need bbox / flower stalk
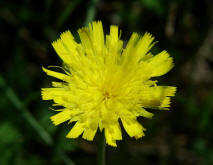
[97,133,106,165]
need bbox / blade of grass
[0,75,53,145]
[0,75,76,165]
[84,0,99,25]
[56,0,83,28]
[199,89,213,132]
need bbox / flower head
[42,21,176,147]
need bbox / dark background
[0,0,213,165]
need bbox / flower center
[103,91,111,100]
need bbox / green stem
[0,75,76,165]
[84,0,99,25]
[56,0,83,28]
[97,133,106,165]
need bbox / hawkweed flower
[42,21,176,147]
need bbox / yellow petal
[66,122,84,138]
[105,128,117,147]
[82,127,98,141]
[140,86,176,109]
[121,118,145,139]
[89,21,104,52]
[135,107,154,119]
[42,67,70,81]
[52,31,78,64]
[122,33,140,65]
[78,27,94,54]
[134,32,155,62]
[160,97,171,110]
[50,109,72,126]
[105,25,123,65]
[148,50,174,77]
[60,31,76,53]
[51,82,65,88]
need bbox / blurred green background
[0,0,213,165]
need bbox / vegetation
[0,0,213,164]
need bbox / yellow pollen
[103,91,111,99]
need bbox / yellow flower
[42,21,176,147]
